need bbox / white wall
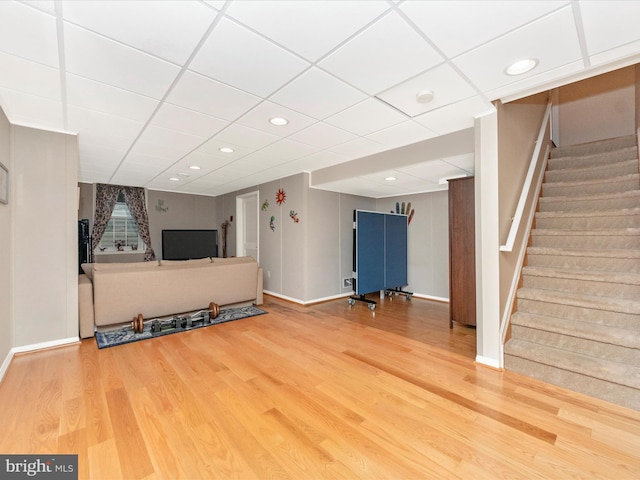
[12,125,79,346]
[0,107,12,368]
[557,66,636,146]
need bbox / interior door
[236,191,259,261]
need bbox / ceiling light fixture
[269,116,289,126]
[385,176,397,181]
[416,89,434,104]
[169,177,180,182]
[189,165,201,170]
[219,147,234,153]
[505,58,538,76]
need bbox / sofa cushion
[211,256,255,265]
[160,257,212,266]
[92,260,160,273]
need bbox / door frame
[236,191,259,262]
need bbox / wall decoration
[155,199,168,213]
[0,161,8,204]
[269,216,275,232]
[391,201,415,224]
[221,220,230,257]
[289,210,299,223]
[261,199,269,211]
[275,188,286,205]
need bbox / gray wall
[0,107,12,365]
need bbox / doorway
[236,191,259,261]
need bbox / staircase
[504,134,640,411]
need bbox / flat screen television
[162,229,218,260]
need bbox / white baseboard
[475,354,502,370]
[0,337,80,383]
[264,290,450,306]
[411,293,449,303]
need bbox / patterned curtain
[91,184,121,255]
[122,186,156,261]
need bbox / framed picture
[0,161,8,204]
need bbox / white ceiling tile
[167,71,261,120]
[129,125,206,161]
[400,158,471,181]
[240,139,318,166]
[235,100,317,136]
[0,88,63,128]
[62,0,217,65]
[590,43,640,69]
[77,141,127,168]
[21,1,56,15]
[151,103,228,138]
[66,74,158,122]
[270,67,367,120]
[212,123,280,150]
[67,105,144,146]
[319,11,443,94]
[441,153,475,173]
[453,6,581,93]
[402,0,569,57]
[196,139,254,159]
[0,1,58,67]
[289,122,357,149]
[413,96,495,135]
[366,121,437,148]
[0,52,60,100]
[328,136,387,159]
[190,17,309,97]
[288,150,350,172]
[226,0,390,62]
[64,24,180,98]
[377,63,478,117]
[325,98,407,136]
[580,1,640,57]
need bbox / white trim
[411,293,449,303]
[12,337,80,355]
[500,101,552,252]
[475,354,502,369]
[0,337,80,383]
[265,290,449,306]
[0,349,15,383]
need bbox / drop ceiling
[0,1,639,198]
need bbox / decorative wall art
[391,200,415,224]
[289,210,299,223]
[155,199,168,213]
[261,199,269,211]
[269,215,275,232]
[275,188,286,205]
[0,161,8,204]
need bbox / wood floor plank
[1,294,639,479]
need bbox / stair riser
[542,177,639,197]
[527,253,640,273]
[538,195,640,212]
[516,298,640,330]
[510,325,638,364]
[522,274,640,300]
[530,234,640,249]
[544,162,638,183]
[550,142,637,160]
[535,215,640,230]
[504,355,640,411]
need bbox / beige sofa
[78,257,263,338]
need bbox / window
[99,192,145,252]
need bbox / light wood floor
[1,294,639,479]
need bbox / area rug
[95,305,267,349]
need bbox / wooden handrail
[500,101,552,252]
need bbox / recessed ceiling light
[189,165,201,170]
[385,176,397,181]
[219,147,234,153]
[416,90,434,104]
[269,116,289,126]
[169,177,180,182]
[505,58,538,76]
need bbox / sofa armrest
[255,267,264,305]
[78,274,95,338]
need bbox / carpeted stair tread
[545,158,637,178]
[550,135,637,158]
[539,189,640,204]
[517,287,640,315]
[535,208,640,219]
[543,173,639,191]
[504,338,640,390]
[522,265,640,287]
[511,312,640,349]
[531,227,640,236]
[527,246,640,259]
